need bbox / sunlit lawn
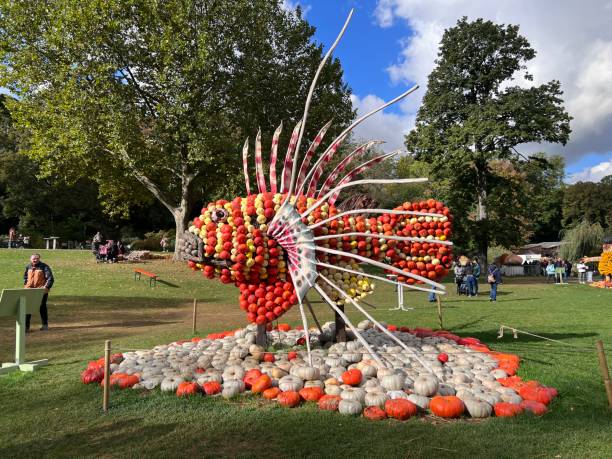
[0,249,611,458]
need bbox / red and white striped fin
[242,138,250,196]
[269,122,282,194]
[305,135,346,196]
[329,152,397,204]
[295,120,333,191]
[254,129,267,193]
[280,119,303,193]
[296,85,418,198]
[317,140,382,197]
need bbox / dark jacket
[23,262,54,289]
[487,264,502,284]
[473,262,481,278]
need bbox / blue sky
[288,0,612,183]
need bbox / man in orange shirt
[24,253,54,332]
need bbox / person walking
[472,258,481,295]
[545,262,556,283]
[160,235,169,252]
[564,259,573,283]
[8,227,16,248]
[487,263,502,302]
[23,253,54,332]
[577,259,587,284]
[463,260,475,297]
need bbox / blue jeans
[428,287,436,302]
[490,283,498,301]
[474,277,479,294]
[466,275,475,296]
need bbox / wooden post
[596,340,612,411]
[103,340,111,413]
[192,299,197,335]
[436,296,443,330]
[335,305,346,343]
[256,324,267,347]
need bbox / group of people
[543,258,575,284]
[92,231,126,262]
[429,257,503,302]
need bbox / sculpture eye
[211,208,229,223]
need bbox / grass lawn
[0,249,611,458]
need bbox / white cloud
[367,0,612,171]
[567,160,612,183]
[350,94,415,152]
[281,0,311,17]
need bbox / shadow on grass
[463,328,599,344]
[157,279,181,288]
[0,419,179,458]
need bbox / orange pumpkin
[202,381,222,395]
[176,381,199,397]
[318,395,341,411]
[429,396,464,418]
[299,386,324,402]
[518,386,554,405]
[342,369,363,386]
[278,391,301,408]
[363,406,387,421]
[263,352,276,363]
[243,368,263,389]
[520,400,548,416]
[494,402,524,417]
[384,399,418,420]
[251,374,273,394]
[263,387,282,400]
[277,323,291,332]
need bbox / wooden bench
[134,268,158,287]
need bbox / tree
[405,17,571,264]
[0,0,354,256]
[563,180,612,230]
[559,220,604,260]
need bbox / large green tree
[0,0,354,256]
[563,179,612,230]
[405,17,571,264]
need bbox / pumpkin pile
[81,322,557,420]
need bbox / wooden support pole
[436,296,443,330]
[335,305,346,343]
[192,299,197,335]
[256,324,268,347]
[304,298,324,334]
[103,340,111,413]
[596,340,612,411]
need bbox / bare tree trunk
[476,161,488,268]
[476,188,488,268]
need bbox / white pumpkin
[413,375,439,396]
[364,391,389,408]
[338,399,363,415]
[387,390,409,400]
[340,387,366,403]
[324,385,342,396]
[294,366,320,381]
[407,394,430,410]
[160,376,184,392]
[463,398,492,418]
[278,375,303,392]
[380,374,404,391]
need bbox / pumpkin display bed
[81,322,557,421]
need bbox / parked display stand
[0,288,48,374]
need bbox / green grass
[0,249,611,458]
